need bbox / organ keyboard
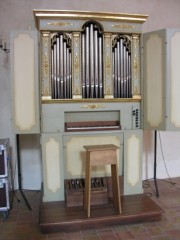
[65,121,121,132]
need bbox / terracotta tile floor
[0,177,180,240]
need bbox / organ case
[33,10,148,202]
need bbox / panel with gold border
[123,130,143,195]
[41,133,64,202]
[10,30,40,133]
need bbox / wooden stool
[83,144,122,217]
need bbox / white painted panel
[13,33,35,131]
[171,32,180,127]
[45,138,60,192]
[146,34,163,127]
[65,135,120,178]
[127,134,140,187]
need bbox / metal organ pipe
[98,36,103,98]
[94,30,98,98]
[120,39,124,98]
[51,33,72,99]
[90,24,95,98]
[63,41,67,99]
[85,26,90,98]
[60,34,64,99]
[56,36,60,99]
[82,34,86,98]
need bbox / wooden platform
[39,194,163,233]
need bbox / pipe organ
[10,10,180,207]
[10,10,149,203]
[33,10,148,202]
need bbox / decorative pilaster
[132,34,141,99]
[104,33,113,98]
[72,32,82,99]
[41,32,51,100]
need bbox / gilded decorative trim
[72,32,82,97]
[132,34,141,96]
[104,34,113,96]
[47,22,73,27]
[80,104,106,109]
[42,98,141,103]
[41,32,51,97]
[111,24,135,29]
[33,10,148,29]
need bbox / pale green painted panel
[123,130,143,195]
[41,133,64,202]
[143,30,166,130]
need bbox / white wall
[0,0,180,190]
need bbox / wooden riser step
[39,194,163,233]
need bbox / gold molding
[80,104,106,109]
[47,22,73,27]
[42,98,141,104]
[33,9,148,29]
[111,24,136,29]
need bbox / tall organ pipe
[117,41,120,98]
[51,40,55,99]
[123,45,127,98]
[90,24,95,98]
[63,41,67,99]
[85,26,90,98]
[82,34,86,98]
[66,47,70,99]
[56,36,60,98]
[94,30,98,98]
[59,35,64,99]
[98,36,103,98]
[53,39,57,99]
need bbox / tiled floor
[0,177,180,240]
